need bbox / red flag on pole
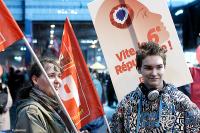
[0,0,24,52]
[189,67,200,108]
[58,18,104,129]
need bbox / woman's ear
[31,75,38,85]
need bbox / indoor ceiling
[169,0,200,50]
[167,0,198,7]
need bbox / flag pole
[103,114,111,133]
[23,37,79,133]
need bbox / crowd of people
[0,42,199,133]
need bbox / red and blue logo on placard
[110,4,133,29]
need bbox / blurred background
[1,0,200,129]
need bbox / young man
[110,42,200,132]
[15,58,70,133]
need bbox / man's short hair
[30,57,61,79]
[136,42,167,69]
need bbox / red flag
[58,18,104,129]
[189,67,200,108]
[196,45,200,64]
[0,0,24,52]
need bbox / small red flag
[58,18,104,129]
[196,45,200,64]
[189,67,200,108]
[0,0,24,52]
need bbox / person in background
[91,70,104,103]
[0,64,13,131]
[80,69,106,133]
[189,66,200,108]
[7,66,17,102]
[106,76,118,108]
[110,42,200,132]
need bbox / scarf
[30,87,61,114]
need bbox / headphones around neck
[139,82,166,101]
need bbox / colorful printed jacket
[110,84,200,133]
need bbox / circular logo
[110,4,134,29]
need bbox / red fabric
[196,45,200,64]
[190,67,200,108]
[0,0,24,52]
[59,18,104,129]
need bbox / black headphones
[139,82,166,101]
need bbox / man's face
[34,63,62,98]
[139,55,165,90]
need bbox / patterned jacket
[110,84,200,133]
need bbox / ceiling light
[50,24,55,28]
[90,44,96,48]
[14,56,22,62]
[57,9,78,15]
[50,30,54,34]
[97,48,101,52]
[175,9,183,16]
[20,46,27,51]
[50,40,54,45]
[32,39,37,44]
[80,39,97,44]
